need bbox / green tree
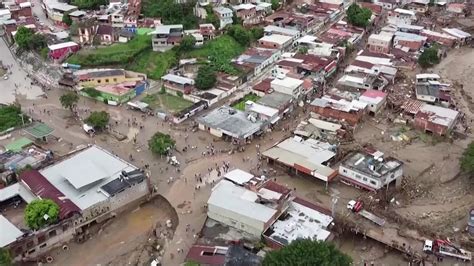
[72,0,107,10]
[232,11,243,25]
[195,65,217,90]
[418,47,440,68]
[30,34,47,51]
[227,25,250,47]
[25,199,60,230]
[148,132,175,155]
[298,46,308,54]
[62,12,73,26]
[60,92,79,112]
[141,0,198,29]
[14,26,34,50]
[85,111,110,130]
[179,35,196,52]
[205,5,220,29]
[250,27,264,42]
[271,0,280,10]
[0,248,11,266]
[82,87,102,98]
[460,141,474,178]
[346,4,372,28]
[263,239,352,266]
[0,104,26,132]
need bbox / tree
[232,11,243,25]
[195,65,217,90]
[205,5,220,29]
[62,12,73,26]
[60,92,79,112]
[298,46,308,54]
[14,26,34,50]
[29,34,47,51]
[271,0,280,10]
[346,4,372,28]
[250,27,264,42]
[179,35,196,52]
[72,0,107,10]
[85,111,110,130]
[418,47,439,68]
[263,239,352,266]
[82,87,102,98]
[0,248,11,266]
[148,132,175,155]
[227,25,250,47]
[141,0,198,29]
[24,199,60,230]
[460,141,474,178]
[0,104,26,132]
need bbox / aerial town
[0,0,473,264]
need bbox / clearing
[142,93,193,113]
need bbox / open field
[128,50,177,80]
[142,93,193,113]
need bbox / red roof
[362,89,387,99]
[185,245,227,265]
[351,60,375,69]
[20,170,81,219]
[253,78,272,93]
[401,99,424,114]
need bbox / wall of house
[339,164,402,191]
[395,39,423,50]
[258,40,283,49]
[207,204,265,237]
[416,94,436,103]
[387,14,412,25]
[271,84,301,98]
[109,179,149,211]
[311,106,362,126]
[414,117,449,136]
[79,74,143,87]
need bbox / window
[113,78,117,82]
[97,79,101,83]
[39,243,47,249]
[49,230,57,238]
[27,249,36,255]
[370,180,376,185]
[342,169,347,173]
[105,79,109,83]
[363,177,368,181]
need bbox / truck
[61,63,81,70]
[423,239,472,261]
[347,200,385,227]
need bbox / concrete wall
[339,164,403,191]
[207,204,264,237]
[311,106,363,126]
[109,179,149,211]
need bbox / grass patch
[186,35,244,60]
[231,93,261,111]
[0,105,27,132]
[142,93,193,113]
[67,34,152,66]
[127,49,177,80]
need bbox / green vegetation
[148,132,175,155]
[460,141,474,179]
[347,3,372,28]
[195,65,217,90]
[141,0,198,29]
[85,111,110,130]
[178,35,196,52]
[62,12,72,26]
[204,5,220,29]
[60,92,79,112]
[142,93,193,113]
[298,46,308,54]
[418,47,440,68]
[72,0,107,10]
[82,87,102,98]
[68,34,152,66]
[271,0,280,10]
[232,93,261,111]
[25,199,60,230]
[263,239,352,266]
[14,26,47,52]
[127,50,178,80]
[0,248,11,266]
[0,105,26,132]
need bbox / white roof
[0,215,23,247]
[338,74,364,85]
[268,201,333,245]
[246,101,279,118]
[259,34,293,45]
[48,41,78,51]
[394,8,416,16]
[308,118,341,132]
[271,76,304,89]
[149,24,183,35]
[416,73,440,80]
[208,180,277,223]
[162,74,194,85]
[50,3,77,12]
[369,33,393,42]
[40,145,137,210]
[264,25,300,37]
[214,6,233,15]
[19,2,32,8]
[0,9,11,16]
[277,137,335,165]
[356,55,392,66]
[394,31,427,42]
[224,169,254,185]
[296,35,318,44]
[442,28,471,39]
[233,3,255,10]
[69,10,87,17]
[418,104,459,127]
[421,29,456,40]
[0,182,37,203]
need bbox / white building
[270,77,304,98]
[367,33,393,53]
[339,150,403,191]
[0,9,12,22]
[358,89,387,114]
[214,6,233,29]
[264,25,301,42]
[245,101,280,124]
[258,34,293,50]
[387,8,417,25]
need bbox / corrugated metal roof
[0,215,23,248]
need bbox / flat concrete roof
[0,215,22,248]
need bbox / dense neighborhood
[0,0,474,265]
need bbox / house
[414,104,459,136]
[0,9,11,22]
[415,84,451,105]
[442,28,471,45]
[68,10,86,22]
[161,74,195,96]
[356,50,393,66]
[244,101,280,124]
[264,25,301,42]
[337,72,388,91]
[368,33,393,54]
[197,106,264,144]
[257,92,294,114]
[149,24,183,51]
[43,0,77,26]
[5,1,32,19]
[233,48,282,79]
[420,29,456,47]
[407,2,429,13]
[213,6,233,30]
[184,30,204,46]
[358,90,387,115]
[376,0,398,10]
[387,8,416,25]
[118,29,135,43]
[185,245,261,266]
[416,73,440,84]
[1,145,150,260]
[233,4,260,25]
[270,76,304,98]
[345,61,397,83]
[310,95,367,126]
[199,23,216,40]
[393,31,427,51]
[339,148,403,191]
[256,2,272,14]
[265,11,316,33]
[48,41,80,60]
[96,24,114,45]
[262,137,338,184]
[258,34,293,50]
[292,53,338,82]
